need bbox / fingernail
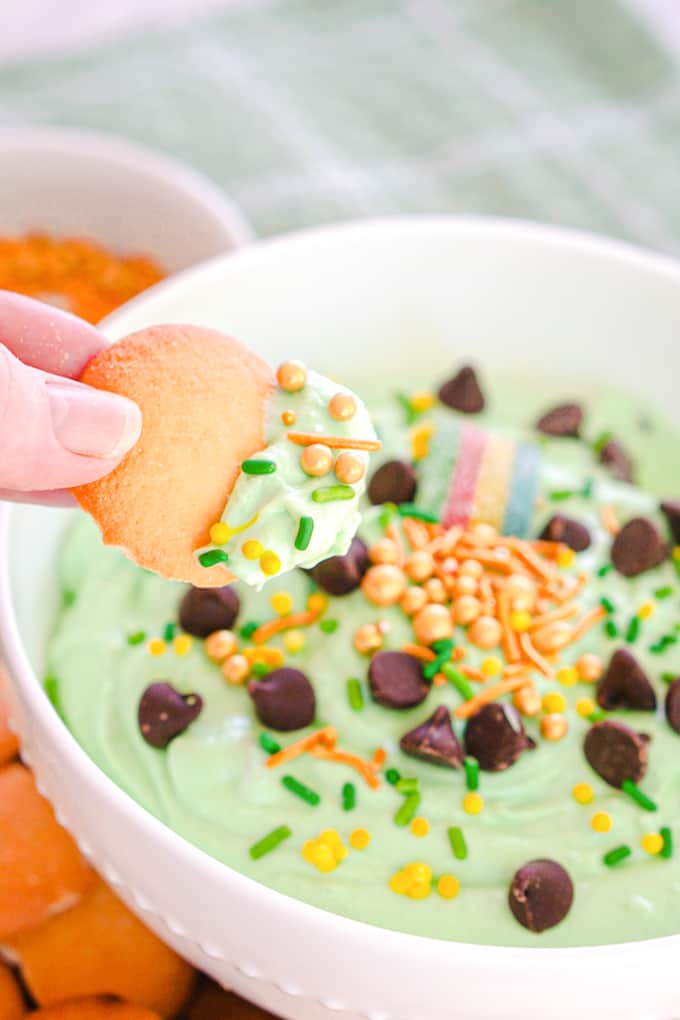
[47,381,142,459]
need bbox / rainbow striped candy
[415,420,541,537]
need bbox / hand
[0,292,142,507]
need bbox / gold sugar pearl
[361,564,407,606]
[540,713,568,742]
[353,623,384,655]
[423,577,447,603]
[532,621,574,654]
[399,586,429,616]
[328,392,357,421]
[505,574,537,611]
[369,538,400,565]
[277,360,307,392]
[513,685,542,717]
[335,452,365,485]
[281,409,297,426]
[452,594,482,625]
[413,604,453,646]
[455,575,478,597]
[468,615,502,649]
[222,653,250,685]
[204,630,237,662]
[576,653,603,683]
[301,443,334,477]
[406,551,435,583]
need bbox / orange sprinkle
[251,610,319,645]
[460,666,487,684]
[497,591,521,663]
[550,573,589,604]
[287,432,382,452]
[528,603,579,631]
[385,522,406,566]
[427,526,462,556]
[568,605,607,644]
[531,540,570,560]
[401,643,436,662]
[310,746,380,789]
[401,517,430,549]
[519,632,554,678]
[371,748,387,769]
[600,506,620,536]
[266,726,337,770]
[433,672,448,686]
[452,550,517,575]
[503,663,532,676]
[506,540,555,582]
[452,646,467,661]
[454,676,530,720]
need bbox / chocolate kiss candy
[438,365,485,414]
[138,682,203,749]
[508,859,574,933]
[247,668,315,732]
[610,517,667,578]
[178,584,240,637]
[308,537,369,596]
[665,678,680,735]
[368,651,430,709]
[599,439,634,483]
[535,402,583,438]
[583,719,648,788]
[596,648,657,712]
[399,706,463,768]
[464,703,535,772]
[368,459,417,505]
[538,514,591,552]
[660,500,680,545]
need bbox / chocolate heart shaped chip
[438,365,485,414]
[368,651,430,709]
[509,859,574,933]
[599,439,634,483]
[308,537,369,596]
[368,459,418,505]
[664,678,680,735]
[178,584,240,637]
[596,649,657,712]
[138,682,203,749]
[248,668,315,732]
[583,719,648,788]
[535,402,583,438]
[611,517,667,578]
[399,705,463,768]
[660,500,680,545]
[538,514,591,552]
[464,703,535,772]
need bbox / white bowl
[2,218,680,1020]
[0,127,254,273]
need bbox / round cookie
[72,325,275,587]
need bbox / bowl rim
[2,213,680,966]
[0,124,255,249]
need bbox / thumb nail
[47,380,142,459]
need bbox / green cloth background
[2,0,679,251]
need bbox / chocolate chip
[247,668,315,732]
[596,648,657,712]
[583,719,648,788]
[178,585,240,637]
[438,365,485,414]
[599,439,634,483]
[368,651,430,709]
[664,678,680,735]
[508,859,574,933]
[538,514,591,552]
[535,403,583,438]
[138,682,203,749]
[399,706,463,768]
[368,459,417,505]
[660,500,680,545]
[464,703,535,772]
[308,537,369,596]
[611,517,667,578]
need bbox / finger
[0,344,142,491]
[0,489,76,508]
[0,291,106,378]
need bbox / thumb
[0,344,142,491]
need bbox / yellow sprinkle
[542,691,567,714]
[437,874,460,900]
[350,828,371,850]
[389,871,411,895]
[410,817,430,838]
[641,832,664,855]
[243,646,284,667]
[637,600,655,621]
[509,610,532,632]
[481,656,503,678]
[672,546,680,563]
[242,539,264,560]
[312,852,337,873]
[572,783,594,805]
[557,666,579,687]
[173,634,192,657]
[576,697,597,718]
[260,551,281,576]
[557,547,576,568]
[307,592,328,615]
[302,840,317,863]
[284,629,306,653]
[148,638,166,657]
[463,792,484,816]
[407,880,432,900]
[411,422,434,462]
[409,390,436,413]
[303,830,348,872]
[209,521,231,545]
[591,811,612,833]
[320,828,343,849]
[270,591,294,616]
